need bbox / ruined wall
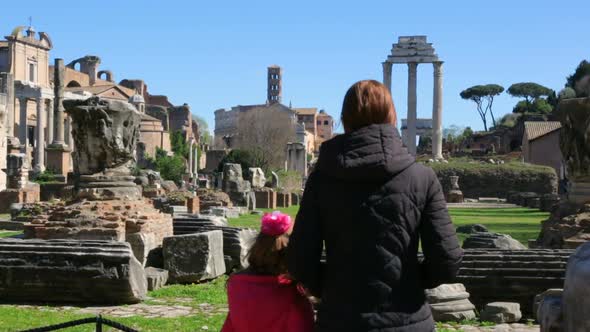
[524,131,563,178]
[430,161,558,198]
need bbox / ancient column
[193,144,199,184]
[188,139,194,179]
[46,59,70,180]
[46,99,53,145]
[382,62,392,93]
[5,73,14,141]
[407,62,418,155]
[52,59,65,146]
[432,61,444,160]
[18,97,28,151]
[34,98,45,173]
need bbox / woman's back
[288,124,463,332]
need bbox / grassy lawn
[0,231,22,238]
[0,277,229,332]
[450,207,548,245]
[229,205,547,246]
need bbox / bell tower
[267,65,282,104]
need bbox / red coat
[221,274,314,332]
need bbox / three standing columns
[382,61,444,159]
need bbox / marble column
[432,61,444,160]
[193,144,198,182]
[18,97,28,151]
[46,99,54,145]
[188,140,194,178]
[34,98,45,173]
[407,62,418,155]
[5,73,14,140]
[67,116,74,149]
[382,62,392,93]
[52,59,65,146]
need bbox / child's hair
[244,211,293,275]
[247,231,290,275]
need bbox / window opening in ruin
[27,125,35,146]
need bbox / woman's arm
[287,172,324,297]
[418,169,464,289]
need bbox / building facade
[0,25,200,188]
[522,121,564,178]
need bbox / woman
[287,80,463,332]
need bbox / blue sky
[3,0,588,134]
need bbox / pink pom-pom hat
[261,211,292,236]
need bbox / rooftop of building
[293,107,318,116]
[524,121,562,141]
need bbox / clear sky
[3,0,589,134]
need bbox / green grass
[0,278,230,332]
[449,208,548,245]
[0,231,21,238]
[230,205,547,246]
[0,307,225,332]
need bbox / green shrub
[32,170,60,184]
[275,170,303,194]
[154,148,186,183]
[217,149,257,174]
[428,160,557,198]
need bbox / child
[221,211,315,332]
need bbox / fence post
[96,315,102,332]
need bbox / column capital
[408,62,418,69]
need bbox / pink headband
[261,211,292,236]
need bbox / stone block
[456,224,488,234]
[0,185,40,213]
[0,239,146,303]
[534,289,563,331]
[462,232,526,250]
[480,302,522,324]
[163,231,226,283]
[563,242,590,331]
[276,192,291,208]
[291,193,300,205]
[426,283,476,322]
[456,249,573,316]
[0,220,24,231]
[186,196,200,214]
[255,190,276,209]
[248,168,266,188]
[127,232,159,266]
[145,267,168,291]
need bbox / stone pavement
[437,323,539,331]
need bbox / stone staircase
[457,249,573,315]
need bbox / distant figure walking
[221,211,314,332]
[288,80,463,332]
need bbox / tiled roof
[293,108,317,115]
[524,121,562,141]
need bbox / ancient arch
[66,80,81,88]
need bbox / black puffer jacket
[288,124,463,332]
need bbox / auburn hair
[341,80,397,133]
[246,232,290,275]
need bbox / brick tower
[267,65,282,104]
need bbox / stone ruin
[222,163,254,210]
[456,249,573,316]
[0,239,146,303]
[21,97,173,265]
[536,97,590,249]
[0,153,40,213]
[446,175,464,203]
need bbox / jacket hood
[315,123,415,182]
